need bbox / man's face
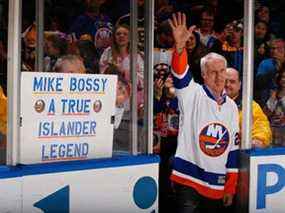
[201,12,214,32]
[270,40,285,60]
[116,80,129,106]
[45,40,59,57]
[255,22,267,39]
[202,59,226,96]
[278,72,285,89]
[225,69,241,99]
[230,28,242,44]
[185,33,196,51]
[159,32,174,48]
[257,6,270,23]
[60,59,86,74]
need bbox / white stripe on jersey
[172,170,225,190]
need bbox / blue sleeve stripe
[173,69,192,89]
[226,150,239,169]
[172,157,225,186]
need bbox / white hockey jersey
[170,49,240,199]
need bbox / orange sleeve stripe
[224,172,238,195]
[171,174,225,199]
[172,48,188,75]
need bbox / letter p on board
[257,164,285,209]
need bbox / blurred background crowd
[0,0,285,165]
[1,0,285,211]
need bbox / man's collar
[233,93,242,109]
[202,85,227,105]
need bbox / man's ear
[201,70,206,80]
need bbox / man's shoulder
[258,58,276,70]
[252,100,265,114]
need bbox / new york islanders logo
[199,123,230,157]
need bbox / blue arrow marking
[34,185,69,213]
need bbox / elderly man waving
[168,12,240,213]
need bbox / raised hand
[168,12,196,52]
[154,78,164,100]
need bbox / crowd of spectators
[1,0,285,211]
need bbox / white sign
[0,178,22,213]
[250,154,285,213]
[22,163,158,213]
[20,72,117,164]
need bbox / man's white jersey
[170,65,240,199]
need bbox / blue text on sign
[69,77,108,92]
[61,99,91,114]
[257,163,285,209]
[41,142,89,160]
[33,77,63,92]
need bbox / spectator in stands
[99,24,144,95]
[208,22,227,55]
[44,32,68,72]
[0,35,7,94]
[256,5,270,24]
[155,20,174,49]
[53,54,86,74]
[255,39,285,107]
[185,31,208,84]
[153,25,178,209]
[105,65,131,153]
[205,0,219,16]
[255,4,283,37]
[45,6,68,33]
[254,19,272,73]
[0,85,7,164]
[76,40,100,74]
[265,67,285,147]
[97,0,128,24]
[153,32,176,190]
[0,87,6,122]
[22,23,37,71]
[23,23,37,50]
[225,67,272,148]
[100,24,144,151]
[104,64,130,130]
[153,66,178,213]
[153,49,172,91]
[169,12,239,213]
[116,0,145,51]
[255,20,273,42]
[196,8,216,49]
[153,20,174,101]
[222,20,243,74]
[155,0,174,23]
[69,0,113,54]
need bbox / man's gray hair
[53,54,86,73]
[200,52,227,74]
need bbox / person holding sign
[54,55,86,74]
[168,13,240,212]
[104,65,131,151]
